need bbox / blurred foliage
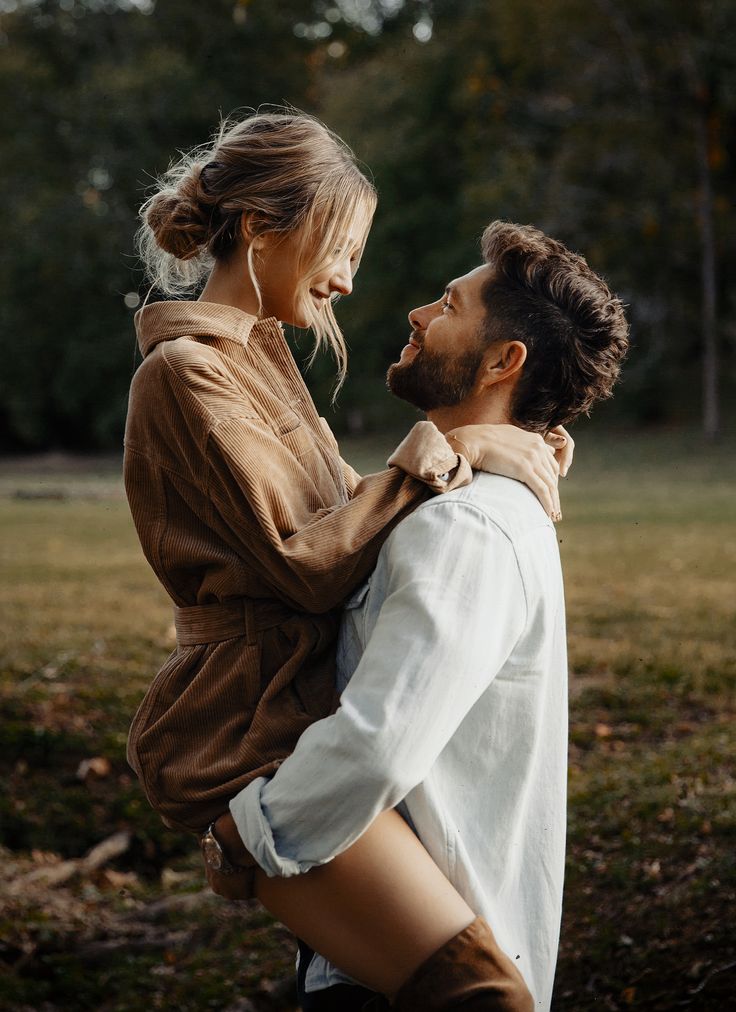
[0,0,734,449]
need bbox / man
[205,221,629,1009]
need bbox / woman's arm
[205,415,461,612]
[141,345,567,612]
[330,419,574,508]
[206,413,567,613]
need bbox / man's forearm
[229,500,526,878]
[214,810,257,867]
[229,711,410,878]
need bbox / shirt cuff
[387,420,473,493]
[229,778,308,878]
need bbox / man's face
[387,264,493,411]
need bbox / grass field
[1,428,734,1010]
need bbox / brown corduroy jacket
[123,301,471,833]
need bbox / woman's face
[254,222,368,327]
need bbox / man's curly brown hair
[479,221,630,432]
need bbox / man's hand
[447,423,562,521]
[201,811,258,900]
[204,861,256,900]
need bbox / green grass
[1,428,734,1010]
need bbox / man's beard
[387,334,484,411]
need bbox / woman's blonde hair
[137,108,377,385]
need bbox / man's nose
[408,302,435,330]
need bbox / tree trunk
[694,97,719,441]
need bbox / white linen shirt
[230,472,569,1010]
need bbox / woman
[125,109,570,1009]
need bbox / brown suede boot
[391,916,534,1012]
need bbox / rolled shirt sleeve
[229,497,527,877]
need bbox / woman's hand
[544,425,574,478]
[447,423,567,521]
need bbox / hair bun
[145,168,211,261]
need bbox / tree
[0,0,319,449]
[0,0,733,447]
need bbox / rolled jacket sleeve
[386,420,473,493]
[229,497,527,877]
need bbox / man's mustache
[409,329,425,349]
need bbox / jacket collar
[135,300,266,358]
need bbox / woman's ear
[239,213,264,250]
[480,341,527,388]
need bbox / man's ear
[479,341,527,388]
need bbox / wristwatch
[201,822,236,875]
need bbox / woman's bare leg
[254,807,474,998]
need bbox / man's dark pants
[296,939,390,1011]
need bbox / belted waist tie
[174,598,296,647]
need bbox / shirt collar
[134,300,265,358]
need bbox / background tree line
[1,0,734,451]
